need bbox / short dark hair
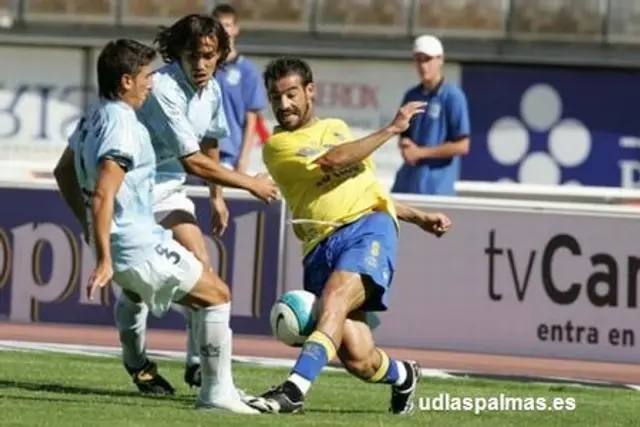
[97,38,157,101]
[263,57,314,89]
[212,3,237,19]
[155,14,230,65]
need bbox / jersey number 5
[154,244,181,265]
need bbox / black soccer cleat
[389,360,421,415]
[245,381,305,414]
[125,359,175,396]
[184,363,202,388]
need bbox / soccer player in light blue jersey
[55,38,260,414]
[111,14,278,395]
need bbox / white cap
[413,35,444,57]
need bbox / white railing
[4,177,640,207]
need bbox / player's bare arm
[180,151,278,203]
[201,137,229,235]
[54,147,89,239]
[201,137,223,198]
[313,101,426,169]
[392,199,451,237]
[87,159,126,299]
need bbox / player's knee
[318,289,351,327]
[114,292,148,331]
[190,271,231,307]
[202,283,231,306]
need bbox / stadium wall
[3,43,640,189]
[2,181,640,365]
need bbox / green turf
[0,350,638,426]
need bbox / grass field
[0,350,638,426]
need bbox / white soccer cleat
[237,388,258,403]
[195,388,261,414]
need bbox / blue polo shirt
[214,55,267,167]
[391,80,470,195]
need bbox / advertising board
[461,64,640,188]
[1,44,462,188]
[282,198,640,364]
[3,181,640,364]
[0,46,88,181]
[0,185,283,336]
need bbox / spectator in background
[391,35,470,196]
[213,3,268,172]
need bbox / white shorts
[113,238,203,318]
[153,188,196,223]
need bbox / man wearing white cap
[391,35,470,195]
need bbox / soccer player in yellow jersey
[246,57,452,415]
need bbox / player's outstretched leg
[338,312,420,415]
[176,268,259,414]
[246,270,371,414]
[114,289,175,395]
[246,211,400,414]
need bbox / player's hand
[87,260,113,301]
[249,173,279,204]
[388,101,427,134]
[210,196,229,236]
[416,212,451,238]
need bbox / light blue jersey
[136,61,229,203]
[69,99,171,271]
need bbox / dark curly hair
[154,14,230,68]
[263,56,314,89]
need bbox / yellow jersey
[262,118,398,256]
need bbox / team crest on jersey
[296,147,321,157]
[428,102,441,119]
[225,68,241,86]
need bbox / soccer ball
[270,290,319,347]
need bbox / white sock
[170,304,201,366]
[114,292,149,371]
[197,303,235,403]
[394,361,408,386]
[184,307,201,366]
[288,373,312,395]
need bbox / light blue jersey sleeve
[204,80,230,140]
[95,107,140,172]
[142,77,201,158]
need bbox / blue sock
[287,331,337,395]
[369,350,407,386]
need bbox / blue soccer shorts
[302,211,398,311]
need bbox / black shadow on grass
[0,394,157,407]
[0,380,192,402]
